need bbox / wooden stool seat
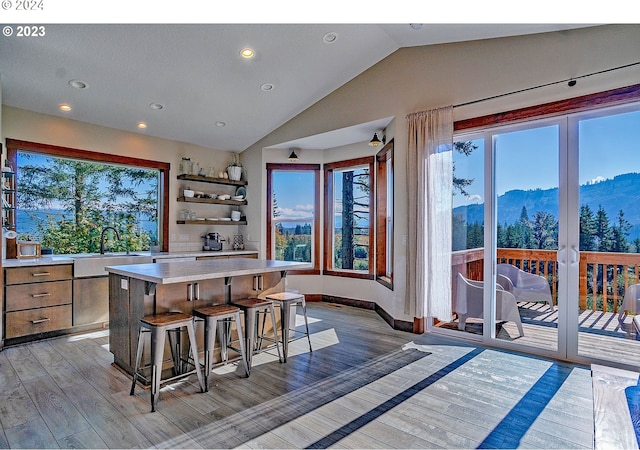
[130,311,204,412]
[233,297,273,309]
[266,292,312,362]
[193,304,248,390]
[193,304,240,318]
[231,298,281,372]
[141,311,193,327]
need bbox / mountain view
[454,172,640,241]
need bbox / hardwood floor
[0,302,594,449]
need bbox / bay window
[324,157,374,278]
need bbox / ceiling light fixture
[68,79,87,89]
[323,32,338,44]
[59,104,72,112]
[260,83,274,92]
[149,102,164,110]
[215,121,226,127]
[137,122,147,129]
[368,132,382,147]
[288,148,299,162]
[240,47,255,59]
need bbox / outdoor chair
[497,263,554,309]
[455,272,524,337]
[618,284,640,337]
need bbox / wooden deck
[0,302,595,449]
[447,302,640,368]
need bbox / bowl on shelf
[231,195,244,201]
[218,194,231,200]
[183,189,195,198]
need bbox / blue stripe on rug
[625,381,640,448]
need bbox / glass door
[491,123,562,354]
[571,105,640,368]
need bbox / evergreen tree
[452,141,478,197]
[18,154,156,253]
[579,204,596,251]
[611,209,631,252]
[531,211,558,249]
[595,205,613,251]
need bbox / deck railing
[452,248,640,314]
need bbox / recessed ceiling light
[323,32,338,44]
[260,83,274,92]
[59,104,72,112]
[240,48,255,59]
[137,122,147,129]
[149,102,164,110]
[215,121,226,127]
[68,79,87,89]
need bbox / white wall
[242,25,640,324]
[1,106,247,252]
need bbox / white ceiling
[0,24,595,152]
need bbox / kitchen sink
[71,253,153,277]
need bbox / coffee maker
[202,232,223,251]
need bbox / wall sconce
[368,132,382,147]
[288,148,299,161]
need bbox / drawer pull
[32,272,51,277]
[31,318,51,324]
[31,293,51,298]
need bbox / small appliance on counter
[232,234,244,250]
[202,232,224,251]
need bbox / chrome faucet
[100,226,121,254]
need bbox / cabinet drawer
[5,264,72,285]
[5,305,73,339]
[5,280,72,312]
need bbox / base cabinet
[73,276,109,327]
[3,264,73,340]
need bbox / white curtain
[406,106,454,321]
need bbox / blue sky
[453,108,640,208]
[272,171,315,221]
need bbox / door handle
[557,246,566,265]
[570,246,579,265]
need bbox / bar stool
[192,304,249,391]
[231,298,282,373]
[130,311,205,412]
[265,292,312,362]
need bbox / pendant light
[288,148,299,162]
[369,132,382,147]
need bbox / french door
[448,101,640,369]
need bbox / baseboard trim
[305,293,418,334]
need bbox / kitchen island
[106,258,307,375]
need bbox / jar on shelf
[179,157,192,175]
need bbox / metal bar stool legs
[130,312,205,412]
[231,298,282,373]
[266,292,312,363]
[193,304,249,392]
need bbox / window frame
[323,156,375,279]
[375,139,394,289]
[5,139,170,258]
[266,163,321,275]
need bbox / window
[266,163,320,274]
[324,157,374,278]
[375,139,394,289]
[6,139,169,257]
